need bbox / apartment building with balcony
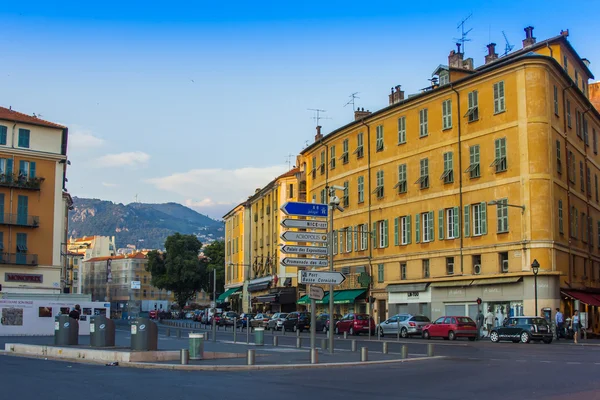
[0,107,71,295]
[298,27,600,329]
[222,203,248,312]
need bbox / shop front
[247,276,273,313]
[297,289,367,315]
[387,283,432,319]
[218,286,242,312]
[254,287,297,313]
[560,289,600,334]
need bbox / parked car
[240,313,256,328]
[220,311,240,326]
[489,316,553,344]
[251,313,271,328]
[282,312,311,332]
[209,313,222,325]
[422,316,478,341]
[377,314,431,338]
[335,313,376,335]
[149,310,157,319]
[315,313,342,333]
[267,313,288,331]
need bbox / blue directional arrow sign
[280,201,328,217]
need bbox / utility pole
[212,267,217,342]
[328,196,335,354]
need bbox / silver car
[267,312,288,330]
[377,314,431,338]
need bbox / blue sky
[0,1,597,219]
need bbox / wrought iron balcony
[0,173,44,191]
[0,252,39,266]
[0,213,40,227]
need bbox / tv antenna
[502,31,514,56]
[454,13,473,53]
[285,154,295,170]
[307,108,331,127]
[344,92,360,111]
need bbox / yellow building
[67,235,117,293]
[223,168,302,313]
[0,107,72,295]
[298,27,600,329]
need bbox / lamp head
[531,259,540,275]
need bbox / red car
[149,310,157,319]
[335,313,376,335]
[422,316,478,341]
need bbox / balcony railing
[0,213,40,227]
[0,252,38,266]
[0,173,44,191]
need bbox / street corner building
[0,106,72,296]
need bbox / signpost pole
[328,203,335,354]
[310,293,316,351]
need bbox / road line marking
[567,362,581,365]
[515,360,526,362]
[540,361,552,363]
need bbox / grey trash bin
[54,315,79,346]
[189,333,204,360]
[254,327,265,346]
[130,318,158,351]
[90,315,116,347]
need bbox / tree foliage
[200,240,226,297]
[146,233,205,308]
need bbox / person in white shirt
[555,308,564,340]
[485,308,494,337]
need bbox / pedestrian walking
[476,309,484,340]
[572,310,580,344]
[69,304,81,321]
[555,308,564,341]
[485,308,494,338]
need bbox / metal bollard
[343,332,348,339]
[180,349,189,365]
[296,329,300,337]
[233,322,237,343]
[321,338,327,350]
[273,336,279,347]
[282,327,286,335]
[310,348,319,364]
[427,344,434,357]
[296,337,302,348]
[166,328,170,337]
[382,342,388,354]
[247,349,255,366]
[360,347,368,362]
[177,329,182,338]
[351,339,357,352]
[205,331,210,341]
[401,345,408,359]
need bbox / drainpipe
[563,81,574,284]
[583,105,593,281]
[450,85,465,274]
[359,119,373,316]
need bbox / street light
[487,199,525,214]
[531,259,540,317]
[327,185,345,354]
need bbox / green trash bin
[189,333,204,360]
[130,318,158,351]
[254,327,265,346]
[54,315,79,346]
[90,315,116,347]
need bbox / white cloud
[69,129,104,149]
[94,151,150,168]
[102,182,119,187]
[146,165,288,208]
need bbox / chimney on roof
[388,85,405,105]
[561,29,569,37]
[582,58,591,68]
[448,43,464,68]
[485,43,498,64]
[523,26,536,47]
[314,125,323,141]
[354,107,371,120]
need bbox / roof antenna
[307,108,331,127]
[285,154,295,171]
[454,13,473,53]
[344,92,360,111]
[502,31,515,56]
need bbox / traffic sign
[281,219,328,230]
[298,270,346,285]
[281,245,329,256]
[281,202,328,217]
[309,286,325,301]
[281,231,328,243]
[282,257,328,267]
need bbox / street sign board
[298,270,346,285]
[281,219,328,230]
[281,202,328,217]
[281,245,329,256]
[309,286,325,301]
[281,231,328,243]
[210,301,216,309]
[131,281,141,290]
[282,257,328,267]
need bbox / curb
[0,349,444,371]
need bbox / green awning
[332,289,366,304]
[316,292,331,305]
[217,287,241,302]
[297,294,310,305]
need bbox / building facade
[0,107,71,296]
[80,253,173,318]
[222,203,248,312]
[298,27,600,330]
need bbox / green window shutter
[0,126,6,145]
[415,214,421,243]
[349,229,353,252]
[6,159,12,176]
[480,202,487,234]
[372,222,377,249]
[453,206,460,237]
[384,219,389,247]
[438,209,444,240]
[429,211,435,242]
[407,215,412,244]
[354,225,358,251]
[0,194,4,223]
[394,217,399,246]
[29,162,36,178]
[464,205,470,237]
[19,160,25,175]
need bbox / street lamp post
[531,259,540,317]
[328,185,345,354]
